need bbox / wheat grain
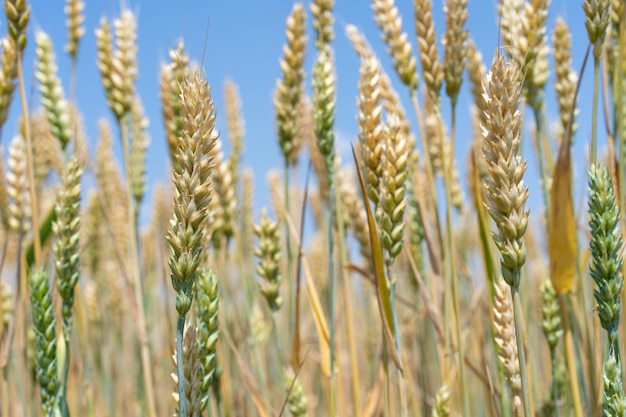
[254,208,283,312]
[0,38,17,128]
[28,268,59,415]
[553,17,578,140]
[372,0,418,91]
[414,0,443,101]
[3,0,30,50]
[482,53,528,288]
[275,3,307,164]
[35,31,72,149]
[443,0,468,103]
[357,56,384,205]
[64,0,84,59]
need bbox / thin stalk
[328,176,337,417]
[119,119,157,417]
[559,294,584,417]
[591,58,600,164]
[284,160,294,340]
[334,182,362,417]
[387,266,408,417]
[176,315,187,417]
[409,93,443,255]
[271,312,284,366]
[1,368,8,417]
[382,339,391,417]
[17,53,41,268]
[409,93,448,375]
[531,103,551,220]
[447,105,469,417]
[549,349,559,417]
[511,286,532,417]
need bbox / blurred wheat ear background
[0,0,626,416]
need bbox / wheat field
[0,0,625,416]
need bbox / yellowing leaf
[549,109,577,294]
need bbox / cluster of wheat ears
[0,0,625,416]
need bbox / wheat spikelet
[0,38,17,128]
[195,267,220,411]
[161,41,190,165]
[539,279,562,352]
[407,163,426,276]
[339,176,370,263]
[284,367,308,416]
[414,0,442,101]
[292,94,313,167]
[424,95,445,176]
[431,384,451,417]
[3,0,30,50]
[150,183,173,242]
[129,96,149,204]
[498,0,524,65]
[584,0,611,58]
[224,79,244,185]
[6,134,30,233]
[67,103,89,166]
[209,139,236,246]
[553,17,578,140]
[602,352,626,415]
[111,10,137,118]
[466,39,487,121]
[311,0,334,50]
[307,119,330,204]
[28,268,59,415]
[588,164,624,344]
[357,56,384,205]
[31,112,63,186]
[312,48,336,177]
[493,280,521,398]
[378,112,409,262]
[254,208,283,312]
[482,53,528,288]
[372,0,418,91]
[172,324,202,416]
[53,155,82,335]
[0,282,11,330]
[345,24,410,135]
[167,71,218,316]
[35,30,72,149]
[95,18,116,115]
[248,301,270,347]
[267,170,286,222]
[94,119,129,254]
[275,3,307,164]
[521,0,550,101]
[64,0,84,58]
[442,0,468,103]
[80,190,100,275]
[96,10,138,120]
[83,279,101,325]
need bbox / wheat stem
[591,58,600,164]
[559,295,584,417]
[510,286,531,417]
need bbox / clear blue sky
[9,0,597,224]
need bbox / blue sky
[8,0,599,225]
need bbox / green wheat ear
[28,268,59,416]
[53,155,82,332]
[195,267,220,411]
[588,163,624,345]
